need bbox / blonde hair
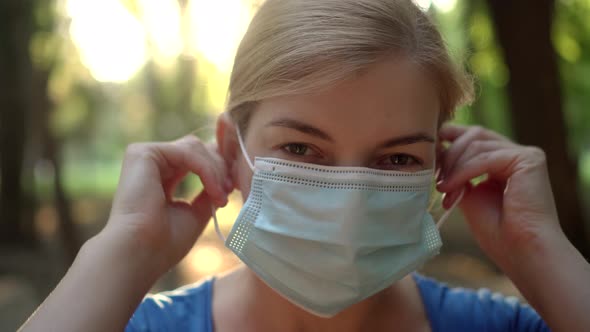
[227,0,473,132]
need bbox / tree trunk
[31,66,82,264]
[0,0,37,247]
[30,0,83,263]
[486,0,589,257]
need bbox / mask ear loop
[428,168,442,212]
[212,205,226,242]
[436,188,465,229]
[211,125,255,243]
[236,125,255,171]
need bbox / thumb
[191,189,216,225]
[459,179,503,250]
[166,191,216,264]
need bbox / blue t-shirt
[125,274,550,332]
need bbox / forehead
[250,58,440,138]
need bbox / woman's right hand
[19,135,234,332]
[103,135,233,276]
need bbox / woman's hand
[436,124,565,272]
[105,135,234,275]
[19,135,234,332]
[436,124,590,331]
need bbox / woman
[20,0,590,331]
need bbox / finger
[458,179,503,241]
[165,192,215,263]
[173,136,226,192]
[163,170,189,199]
[203,142,226,189]
[187,138,232,194]
[172,137,232,205]
[444,140,515,185]
[204,141,233,192]
[172,189,227,249]
[154,139,228,205]
[440,181,472,209]
[113,149,167,215]
[190,189,217,227]
[437,148,522,193]
[439,124,510,143]
[439,126,513,179]
[438,124,469,142]
[442,188,462,209]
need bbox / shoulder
[125,277,215,332]
[413,274,550,332]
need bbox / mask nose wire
[212,125,255,243]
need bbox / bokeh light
[67,0,147,82]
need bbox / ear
[216,112,239,166]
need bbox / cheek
[234,157,253,202]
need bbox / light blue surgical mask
[212,128,462,317]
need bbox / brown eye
[390,154,415,165]
[284,143,309,156]
[375,153,423,171]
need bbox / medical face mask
[212,128,463,317]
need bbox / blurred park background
[1,0,590,330]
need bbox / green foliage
[434,0,512,138]
[554,1,590,159]
[29,0,590,200]
[51,93,89,138]
[435,0,590,189]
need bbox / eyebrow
[378,133,435,149]
[265,117,435,147]
[266,118,334,141]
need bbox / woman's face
[231,57,440,197]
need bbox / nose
[331,152,372,168]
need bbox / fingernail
[217,195,228,207]
[217,186,228,203]
[221,197,229,207]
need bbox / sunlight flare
[67,0,147,83]
[433,0,457,13]
[138,0,183,61]
[187,0,253,74]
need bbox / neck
[238,266,424,332]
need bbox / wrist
[500,229,590,331]
[499,221,566,276]
[82,227,165,287]
[500,227,575,298]
[20,228,166,332]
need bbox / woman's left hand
[436,124,566,272]
[436,124,590,332]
